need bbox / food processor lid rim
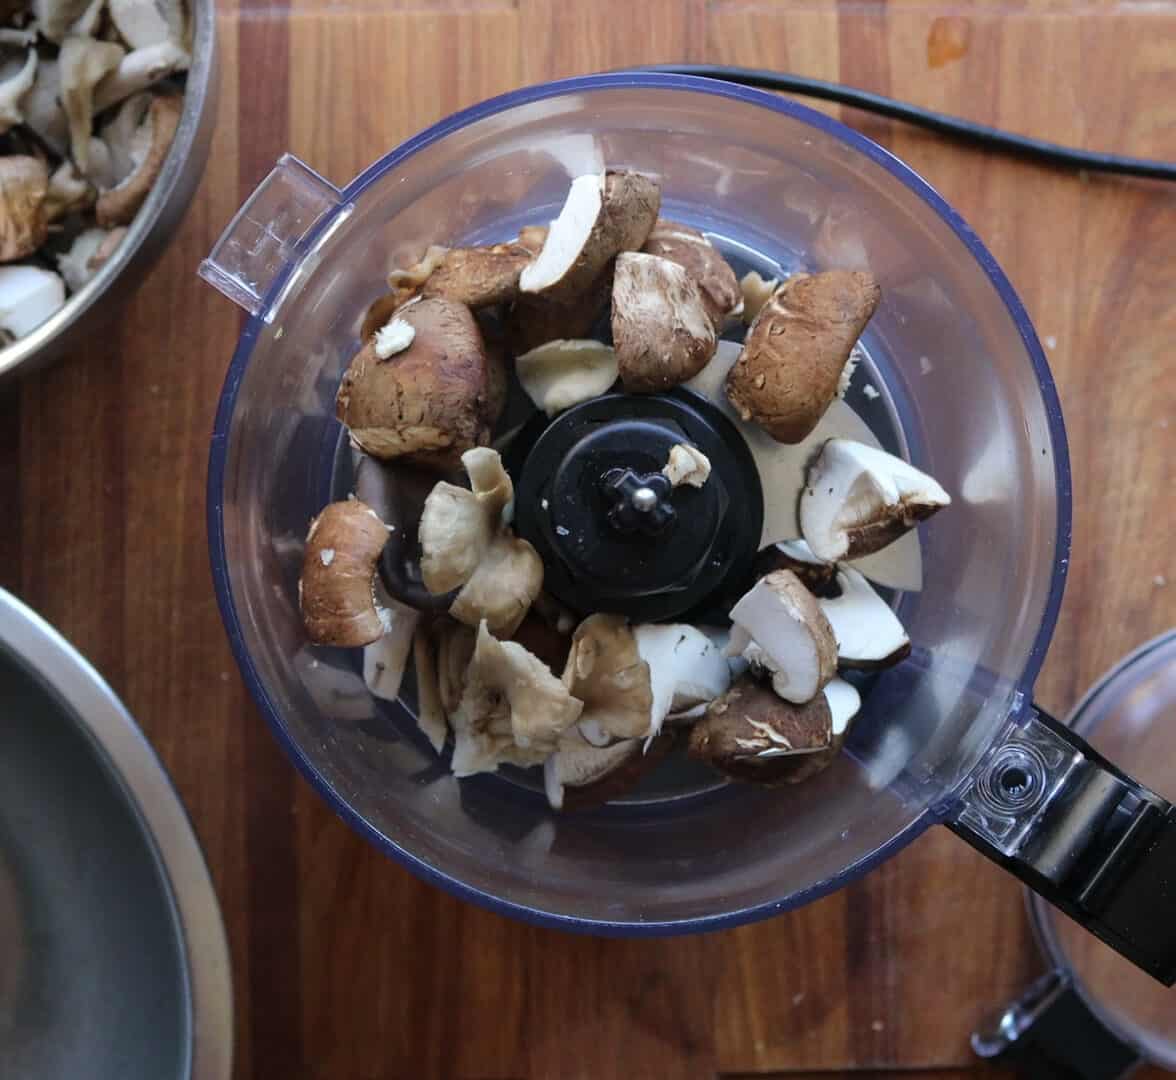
[205,72,1071,931]
[1025,629,1176,1066]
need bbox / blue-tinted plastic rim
[207,72,1072,936]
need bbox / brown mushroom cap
[422,242,534,308]
[726,270,880,444]
[336,297,494,468]
[0,155,48,262]
[641,219,741,327]
[562,613,654,743]
[95,93,180,226]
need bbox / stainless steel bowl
[0,0,218,382]
[0,589,232,1079]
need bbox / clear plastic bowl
[206,74,1070,931]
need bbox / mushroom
[95,93,180,226]
[689,675,860,785]
[726,570,837,704]
[448,532,544,636]
[0,265,65,341]
[506,270,611,354]
[726,271,881,444]
[33,0,94,43]
[515,223,548,254]
[752,539,838,597]
[449,621,584,777]
[632,623,731,740]
[817,566,911,670]
[739,269,779,324]
[22,59,68,155]
[0,48,37,134]
[612,251,717,392]
[561,613,654,744]
[298,499,392,647]
[336,296,496,467]
[515,338,618,417]
[109,0,186,50]
[418,446,512,595]
[662,443,710,489]
[44,160,95,222]
[361,587,420,702]
[435,619,475,718]
[59,35,126,175]
[92,41,189,113]
[57,225,124,290]
[71,0,107,37]
[641,219,741,326]
[411,626,447,752]
[543,727,675,812]
[372,313,414,358]
[0,156,48,262]
[518,170,660,305]
[421,242,535,308]
[799,438,951,562]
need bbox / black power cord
[632,64,1176,182]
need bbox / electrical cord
[630,64,1176,182]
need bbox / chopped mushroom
[612,251,716,392]
[562,613,654,744]
[298,499,392,648]
[726,271,881,443]
[641,219,741,326]
[543,726,675,812]
[109,0,186,50]
[0,48,37,134]
[515,338,618,417]
[412,626,447,752]
[59,34,126,175]
[817,566,911,669]
[633,623,731,738]
[362,587,420,702]
[421,242,534,308]
[22,58,68,155]
[92,40,189,113]
[0,156,48,261]
[799,439,951,562]
[33,0,94,44]
[449,621,584,777]
[0,264,65,340]
[662,443,710,489]
[96,92,180,226]
[43,160,94,221]
[727,570,837,704]
[739,270,779,324]
[57,225,124,290]
[448,532,544,637]
[752,539,838,596]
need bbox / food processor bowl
[204,74,1072,932]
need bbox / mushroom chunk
[0,48,37,135]
[59,35,126,175]
[57,226,125,290]
[739,270,779,324]
[726,570,837,704]
[817,566,911,670]
[543,727,676,812]
[412,628,447,752]
[662,443,710,489]
[449,533,544,637]
[726,271,880,443]
[633,623,730,738]
[799,439,951,562]
[449,621,584,777]
[362,589,420,702]
[92,41,189,113]
[299,499,392,648]
[641,219,741,327]
[0,156,48,262]
[96,93,181,226]
[110,0,187,50]
[0,265,65,341]
[418,446,513,595]
[515,339,618,417]
[562,614,654,744]
[33,0,94,43]
[612,251,716,392]
[336,297,495,467]
[752,539,838,596]
[23,59,67,155]
[421,242,534,309]
[44,161,95,222]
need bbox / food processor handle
[971,968,1139,1079]
[949,705,1176,986]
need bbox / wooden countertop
[2,1,1174,1077]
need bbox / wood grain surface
[2,1,1175,1077]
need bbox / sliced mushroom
[96,93,180,226]
[44,160,95,222]
[70,0,107,38]
[56,225,125,290]
[336,296,494,468]
[449,532,544,637]
[0,156,48,262]
[818,566,910,669]
[633,623,731,739]
[362,586,420,702]
[418,446,512,595]
[727,570,837,704]
[515,338,618,417]
[92,40,189,113]
[641,219,741,326]
[562,614,654,745]
[22,59,68,156]
[33,0,95,43]
[109,0,186,50]
[412,626,447,752]
[449,621,584,777]
[435,619,475,718]
[662,443,710,489]
[299,499,392,648]
[799,438,951,562]
[0,264,65,341]
[0,48,37,135]
[612,251,717,392]
[543,727,675,812]
[739,269,779,324]
[752,539,838,596]
[60,35,126,175]
[726,271,881,444]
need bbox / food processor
[200,72,1176,982]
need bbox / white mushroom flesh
[0,49,37,134]
[818,566,910,667]
[823,677,862,736]
[633,623,730,739]
[59,35,126,174]
[110,0,185,49]
[518,172,603,293]
[92,40,188,113]
[373,315,415,358]
[662,443,710,488]
[362,590,420,702]
[516,338,618,416]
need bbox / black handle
[950,705,1176,986]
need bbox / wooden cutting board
[2,1,1174,1077]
